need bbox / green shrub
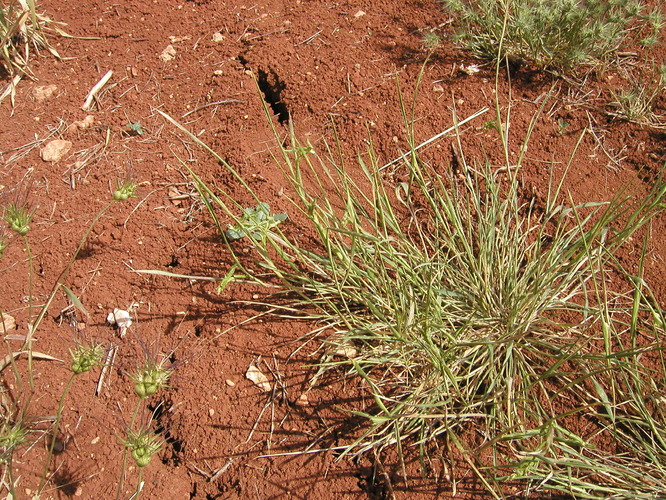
[443,0,662,71]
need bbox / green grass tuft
[163,82,666,496]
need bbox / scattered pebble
[91,436,100,445]
[41,140,72,162]
[67,115,95,133]
[107,308,133,336]
[459,63,481,76]
[32,84,58,102]
[209,408,215,417]
[225,379,236,387]
[246,363,271,392]
[0,313,16,334]
[212,32,224,42]
[334,346,357,358]
[353,10,366,18]
[433,84,444,92]
[295,393,309,406]
[160,44,177,62]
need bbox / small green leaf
[61,284,89,317]
[225,203,288,241]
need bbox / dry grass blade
[0,350,61,372]
[0,0,66,104]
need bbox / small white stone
[0,313,16,334]
[107,308,132,329]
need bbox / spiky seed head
[3,203,33,236]
[70,342,105,375]
[124,429,162,468]
[130,359,172,399]
[113,179,138,201]
[0,422,27,462]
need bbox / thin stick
[82,70,113,111]
[378,107,489,171]
[209,458,234,482]
[96,344,117,396]
[181,99,244,118]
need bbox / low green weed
[224,202,287,241]
[0,179,153,497]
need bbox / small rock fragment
[32,84,58,102]
[41,140,72,162]
[225,379,236,387]
[459,63,481,76]
[333,345,357,358]
[246,363,271,392]
[295,393,309,406]
[433,84,444,92]
[353,10,366,18]
[67,115,95,133]
[160,45,177,62]
[107,308,132,336]
[168,186,182,206]
[0,313,16,335]
[212,32,224,42]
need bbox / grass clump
[608,64,666,127]
[443,0,661,72]
[162,82,666,495]
[0,0,65,102]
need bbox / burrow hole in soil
[148,401,184,465]
[238,54,290,124]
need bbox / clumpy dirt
[1,0,665,498]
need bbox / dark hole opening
[257,68,290,124]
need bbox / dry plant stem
[82,70,113,111]
[134,469,144,500]
[37,373,76,495]
[23,199,116,350]
[5,453,17,499]
[21,234,35,390]
[115,400,143,500]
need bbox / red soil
[1,0,665,498]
